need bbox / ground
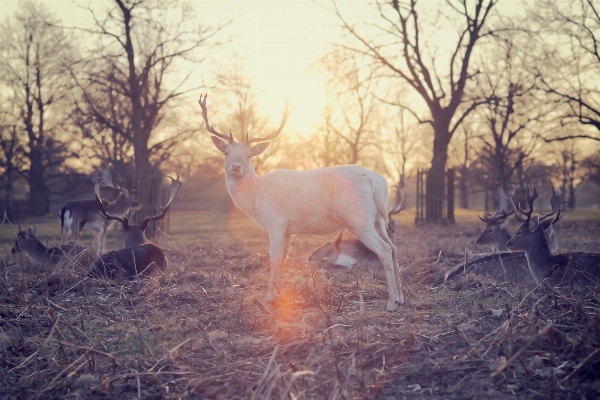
[1,208,600,399]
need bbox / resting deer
[476,183,564,252]
[308,176,406,269]
[445,185,566,283]
[88,175,181,279]
[506,187,600,288]
[11,226,94,268]
[199,94,403,311]
[59,173,140,255]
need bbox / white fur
[212,139,404,311]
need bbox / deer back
[89,243,167,279]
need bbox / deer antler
[94,183,128,226]
[389,176,406,217]
[198,94,234,143]
[509,185,538,223]
[144,173,182,222]
[478,182,515,224]
[540,187,567,223]
[246,100,291,144]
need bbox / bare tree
[532,0,600,142]
[473,38,542,189]
[334,0,500,216]
[551,141,588,209]
[0,2,77,215]
[450,127,476,209]
[72,0,225,205]
[0,123,25,219]
[320,51,382,165]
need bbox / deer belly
[287,215,341,235]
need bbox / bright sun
[197,1,335,137]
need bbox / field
[1,209,600,399]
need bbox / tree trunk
[28,167,50,216]
[568,184,576,209]
[428,127,450,221]
[458,167,469,209]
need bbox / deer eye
[224,151,229,156]
[516,231,522,236]
[247,155,252,159]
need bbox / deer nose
[231,164,241,172]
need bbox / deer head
[94,174,182,247]
[11,225,38,255]
[476,182,514,249]
[198,94,290,179]
[506,185,563,252]
[92,169,141,210]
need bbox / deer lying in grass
[445,185,566,283]
[476,183,564,252]
[88,174,181,279]
[199,94,403,311]
[308,176,405,269]
[11,226,94,268]
[506,187,600,288]
[59,172,140,255]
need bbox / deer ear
[26,226,37,238]
[141,218,149,231]
[211,136,228,154]
[528,215,539,232]
[250,142,269,156]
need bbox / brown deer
[88,174,181,279]
[59,171,140,254]
[11,226,94,268]
[308,176,406,269]
[506,186,600,288]
[199,94,403,311]
[93,173,181,247]
[446,185,566,283]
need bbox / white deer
[198,94,403,311]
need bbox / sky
[0,0,526,134]
[0,0,360,134]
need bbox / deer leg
[275,234,292,288]
[355,225,400,311]
[377,215,404,304]
[265,228,286,302]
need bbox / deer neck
[23,238,49,265]
[107,192,128,216]
[522,228,554,280]
[225,169,259,216]
[498,229,511,251]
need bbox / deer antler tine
[198,94,232,142]
[389,176,406,215]
[247,100,291,144]
[146,172,182,222]
[94,182,126,224]
[508,196,527,223]
[540,186,567,221]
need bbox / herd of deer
[10,172,181,279]
[7,94,600,310]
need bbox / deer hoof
[386,300,398,312]
[397,293,405,305]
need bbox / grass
[1,208,600,398]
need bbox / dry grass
[1,210,599,399]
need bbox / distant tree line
[1,0,600,218]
